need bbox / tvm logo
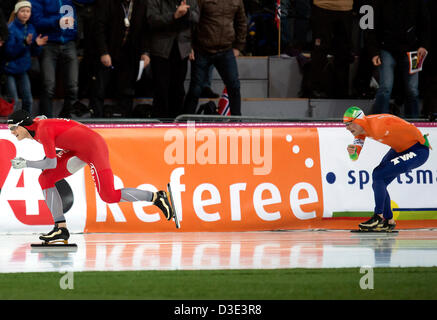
[391,152,417,165]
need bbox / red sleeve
[37,124,57,159]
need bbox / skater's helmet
[7,110,37,137]
[343,106,365,124]
[7,109,34,127]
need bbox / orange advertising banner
[84,124,326,232]
[2,122,437,233]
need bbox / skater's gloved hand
[11,157,27,169]
[347,145,358,161]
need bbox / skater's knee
[66,156,86,174]
[38,172,56,189]
[372,168,385,181]
[99,188,121,203]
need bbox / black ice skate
[31,224,77,249]
[374,219,396,232]
[154,190,175,221]
[39,224,70,244]
[358,214,383,231]
[351,214,398,233]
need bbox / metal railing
[1,114,433,125]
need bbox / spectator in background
[280,0,294,51]
[366,0,430,118]
[73,0,96,104]
[200,65,219,99]
[282,0,312,56]
[293,0,311,50]
[350,0,375,99]
[0,8,8,97]
[422,0,437,120]
[184,0,247,116]
[30,0,81,118]
[309,0,354,99]
[147,0,199,119]
[94,0,149,118]
[3,1,48,113]
[0,0,16,18]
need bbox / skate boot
[153,191,174,221]
[39,223,70,244]
[358,214,383,231]
[375,219,396,232]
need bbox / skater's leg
[85,143,174,221]
[90,165,172,220]
[90,168,121,203]
[120,188,154,202]
[38,154,86,243]
[43,187,65,224]
[371,149,398,220]
[372,175,396,221]
[360,149,402,230]
[120,188,173,220]
[369,144,430,230]
[92,168,157,204]
[38,151,81,225]
[39,177,71,242]
[382,187,393,221]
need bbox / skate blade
[167,183,180,229]
[31,242,77,252]
[351,229,398,233]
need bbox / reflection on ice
[0,230,437,273]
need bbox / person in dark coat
[308,0,354,99]
[183,0,246,116]
[366,0,430,118]
[147,0,199,119]
[93,0,150,118]
[422,0,437,119]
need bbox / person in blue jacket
[3,1,47,113]
[29,0,85,117]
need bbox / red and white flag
[218,87,230,116]
[275,0,281,29]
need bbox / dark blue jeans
[374,50,420,117]
[184,49,241,115]
[372,142,429,219]
[6,72,33,113]
[39,41,79,117]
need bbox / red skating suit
[28,118,121,203]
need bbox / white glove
[11,157,27,169]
